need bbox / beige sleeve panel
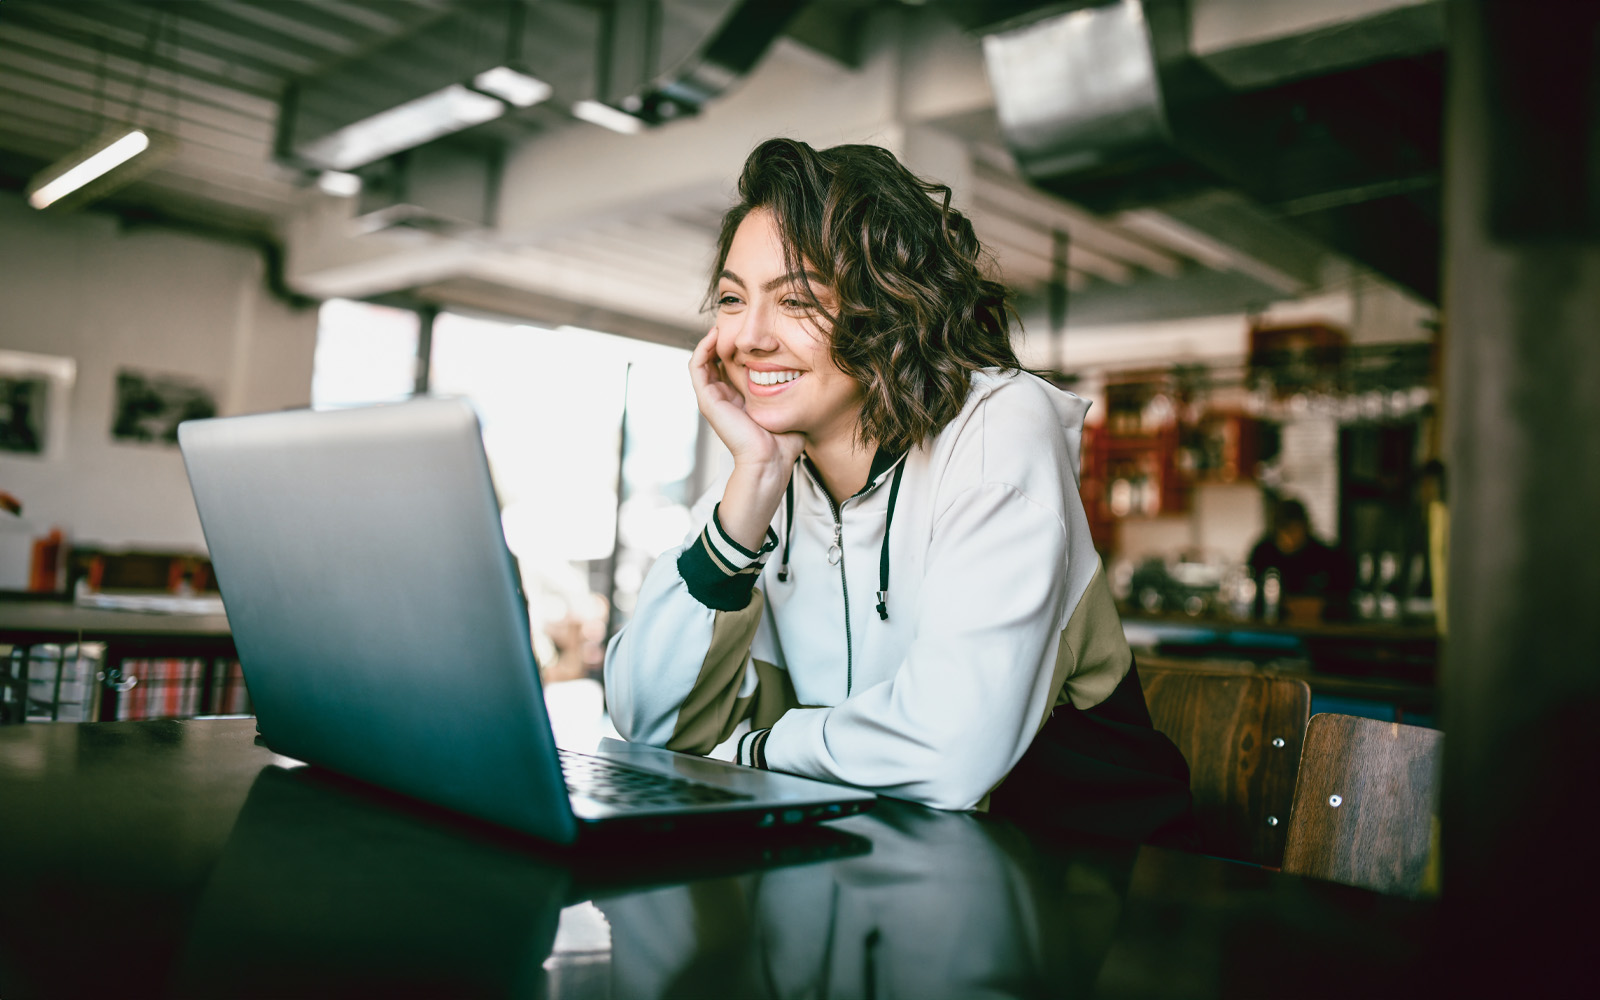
[750,658,805,730]
[665,589,766,754]
[980,562,1132,810]
[1048,561,1134,716]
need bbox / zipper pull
[827,523,842,565]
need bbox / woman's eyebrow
[719,269,827,292]
[762,270,825,293]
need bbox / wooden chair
[1139,665,1312,867]
[1281,713,1442,897]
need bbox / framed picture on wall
[0,374,48,455]
[0,350,75,461]
[111,369,218,446]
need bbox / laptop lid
[179,398,579,843]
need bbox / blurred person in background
[1248,497,1355,622]
[542,592,610,685]
[605,138,1192,845]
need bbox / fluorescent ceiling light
[571,99,644,135]
[317,170,362,197]
[472,67,552,108]
[299,84,506,171]
[28,130,150,209]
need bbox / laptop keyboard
[557,748,754,808]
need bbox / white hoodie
[604,370,1133,811]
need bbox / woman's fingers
[687,329,790,466]
[688,328,718,391]
[690,328,744,416]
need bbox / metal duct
[592,0,808,128]
[983,0,1445,301]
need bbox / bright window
[427,313,698,663]
[310,299,420,409]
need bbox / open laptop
[177,397,874,845]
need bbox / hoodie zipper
[803,458,854,696]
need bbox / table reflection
[172,765,1135,999]
[173,765,567,998]
[596,802,1136,1000]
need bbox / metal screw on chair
[1266,816,1279,826]
[1328,794,1343,807]
[1272,738,1285,748]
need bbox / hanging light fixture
[26,11,177,211]
[28,130,153,209]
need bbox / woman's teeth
[750,370,800,386]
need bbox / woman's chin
[750,412,800,436]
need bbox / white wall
[0,192,318,569]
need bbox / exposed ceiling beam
[0,3,285,98]
[1114,208,1307,293]
[0,66,275,159]
[973,164,1184,277]
[968,206,1132,284]
[0,24,279,121]
[413,276,700,351]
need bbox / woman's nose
[731,303,778,354]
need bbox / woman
[605,138,1191,843]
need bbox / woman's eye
[782,297,810,311]
[717,294,742,307]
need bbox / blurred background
[0,0,1449,633]
[0,0,1587,746]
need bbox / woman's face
[713,208,864,448]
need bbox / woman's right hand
[689,328,804,472]
[689,328,802,552]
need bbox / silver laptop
[178,397,873,844]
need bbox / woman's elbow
[885,745,1001,811]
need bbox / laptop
[177,397,874,845]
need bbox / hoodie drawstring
[778,474,795,583]
[875,460,905,621]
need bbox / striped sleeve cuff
[735,728,772,769]
[676,504,779,611]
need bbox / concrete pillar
[1440,2,1600,989]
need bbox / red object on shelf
[28,529,64,592]
[1185,411,1263,484]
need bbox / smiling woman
[604,139,1195,844]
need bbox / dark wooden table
[0,599,235,721]
[0,718,1451,999]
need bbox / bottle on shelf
[1356,552,1378,620]
[1377,551,1401,621]
[1261,568,1282,623]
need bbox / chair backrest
[1281,713,1442,897]
[1139,666,1312,866]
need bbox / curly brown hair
[707,138,1020,454]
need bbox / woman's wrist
[717,459,794,552]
